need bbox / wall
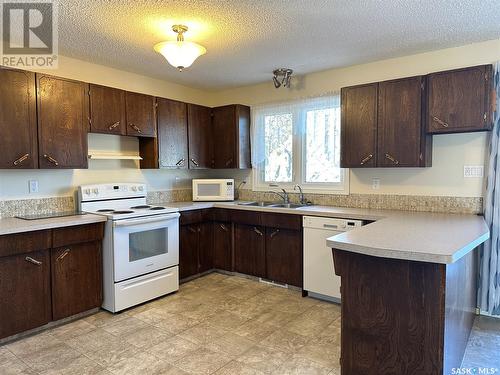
[212,39,500,197]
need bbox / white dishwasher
[303,216,363,301]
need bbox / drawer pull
[220,223,229,232]
[190,158,199,167]
[270,229,280,238]
[56,249,71,262]
[432,116,449,128]
[385,153,399,165]
[25,256,42,266]
[129,123,142,133]
[225,158,233,167]
[13,153,29,166]
[360,154,373,165]
[108,121,120,130]
[253,227,263,236]
[175,158,185,166]
[43,154,59,166]
[188,226,197,234]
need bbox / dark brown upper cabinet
[341,77,431,168]
[125,92,156,137]
[89,84,126,135]
[187,103,213,169]
[340,83,378,168]
[212,104,251,169]
[37,74,89,169]
[0,68,38,169]
[427,65,493,134]
[378,76,431,167]
[157,98,189,168]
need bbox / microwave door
[196,183,222,200]
[113,214,179,282]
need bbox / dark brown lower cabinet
[265,228,303,287]
[234,224,266,278]
[0,250,51,339]
[180,225,200,279]
[213,221,232,271]
[51,241,102,320]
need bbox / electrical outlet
[28,180,39,193]
[464,166,484,178]
[372,178,380,190]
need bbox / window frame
[252,96,349,195]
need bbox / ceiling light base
[272,68,293,88]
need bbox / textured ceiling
[58,0,500,90]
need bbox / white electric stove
[79,183,180,312]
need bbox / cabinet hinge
[485,72,489,81]
[88,89,91,96]
[155,102,158,108]
[419,153,423,160]
[484,113,488,122]
[421,82,424,90]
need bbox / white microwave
[192,179,235,201]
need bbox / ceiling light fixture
[154,25,207,72]
[273,68,293,88]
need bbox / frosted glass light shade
[154,41,206,70]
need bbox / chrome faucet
[268,188,290,204]
[294,184,306,205]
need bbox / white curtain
[480,62,500,315]
[250,94,341,169]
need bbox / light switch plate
[372,178,380,190]
[464,166,484,178]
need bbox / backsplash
[0,189,482,217]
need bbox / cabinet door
[265,228,303,287]
[125,92,156,137]
[0,250,51,339]
[377,76,425,167]
[187,103,212,169]
[0,68,38,169]
[427,65,493,133]
[37,74,89,169]
[340,83,378,168]
[213,221,232,271]
[89,84,126,135]
[212,105,251,169]
[158,98,189,168]
[234,224,266,278]
[179,225,200,279]
[198,222,213,273]
[51,242,102,320]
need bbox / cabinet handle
[129,123,142,133]
[56,248,71,262]
[432,116,449,128]
[360,154,373,165]
[225,158,233,167]
[270,229,280,238]
[13,153,29,166]
[190,158,199,167]
[385,153,399,165]
[43,154,59,166]
[108,121,120,130]
[188,226,197,234]
[25,256,42,266]
[253,227,263,236]
[219,223,229,232]
[175,159,185,166]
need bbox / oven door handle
[113,213,180,227]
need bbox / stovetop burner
[113,210,135,214]
[131,205,151,209]
[150,206,166,210]
[97,209,115,212]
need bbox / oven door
[112,213,180,282]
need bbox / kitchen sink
[237,201,275,207]
[267,203,307,209]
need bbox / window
[251,95,348,194]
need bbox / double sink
[237,201,308,209]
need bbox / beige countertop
[0,214,108,236]
[161,201,489,264]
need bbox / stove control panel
[78,183,147,202]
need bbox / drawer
[231,210,261,226]
[211,208,231,222]
[0,230,52,258]
[261,212,302,230]
[179,210,203,225]
[52,223,104,248]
